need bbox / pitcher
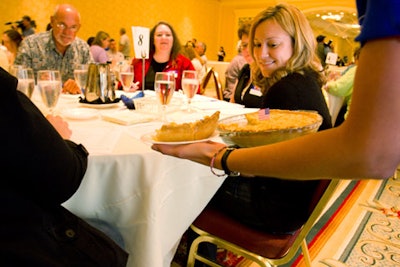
[85,63,116,103]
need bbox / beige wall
[219,0,357,61]
[1,0,221,59]
[2,0,357,61]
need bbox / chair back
[188,179,340,267]
[200,67,223,100]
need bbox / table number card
[325,52,338,66]
[132,26,150,59]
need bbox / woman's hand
[152,141,227,167]
[123,81,140,92]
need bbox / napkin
[102,110,157,125]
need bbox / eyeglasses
[55,23,80,32]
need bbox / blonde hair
[249,4,324,93]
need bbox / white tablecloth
[31,89,255,267]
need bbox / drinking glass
[154,72,175,122]
[15,68,35,99]
[181,70,199,112]
[37,70,62,115]
[119,64,134,92]
[73,64,88,94]
[9,64,24,77]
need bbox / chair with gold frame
[200,67,224,100]
[187,179,339,267]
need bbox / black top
[145,60,168,90]
[212,68,332,233]
[233,64,263,108]
[0,68,128,266]
[262,69,331,130]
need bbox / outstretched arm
[153,37,400,180]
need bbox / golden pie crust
[218,109,321,132]
[154,111,220,142]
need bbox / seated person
[224,22,252,101]
[132,21,194,91]
[0,67,127,265]
[324,47,361,124]
[14,4,93,95]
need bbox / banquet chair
[200,67,224,100]
[187,179,339,267]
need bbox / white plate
[79,102,120,109]
[60,93,82,99]
[141,131,219,145]
[62,108,99,120]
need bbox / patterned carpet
[293,177,400,267]
[172,176,400,267]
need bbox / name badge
[249,87,262,97]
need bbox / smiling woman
[131,21,195,91]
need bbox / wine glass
[154,72,175,122]
[73,64,88,94]
[37,70,62,115]
[119,64,134,92]
[181,70,199,112]
[9,64,24,77]
[15,67,35,99]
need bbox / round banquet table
[30,88,256,267]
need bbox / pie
[154,111,220,142]
[218,109,322,132]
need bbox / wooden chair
[187,179,340,267]
[200,67,224,100]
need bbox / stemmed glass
[181,70,199,112]
[9,64,24,77]
[154,72,175,122]
[15,67,35,99]
[73,64,88,94]
[37,70,62,115]
[119,64,134,92]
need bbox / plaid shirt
[15,30,93,84]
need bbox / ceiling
[304,9,360,40]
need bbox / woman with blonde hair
[194,2,331,234]
[249,4,325,99]
[176,5,333,262]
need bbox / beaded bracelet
[210,146,228,177]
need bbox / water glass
[37,70,62,115]
[119,64,134,92]
[181,70,199,112]
[154,72,175,122]
[15,68,35,99]
[74,64,89,94]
